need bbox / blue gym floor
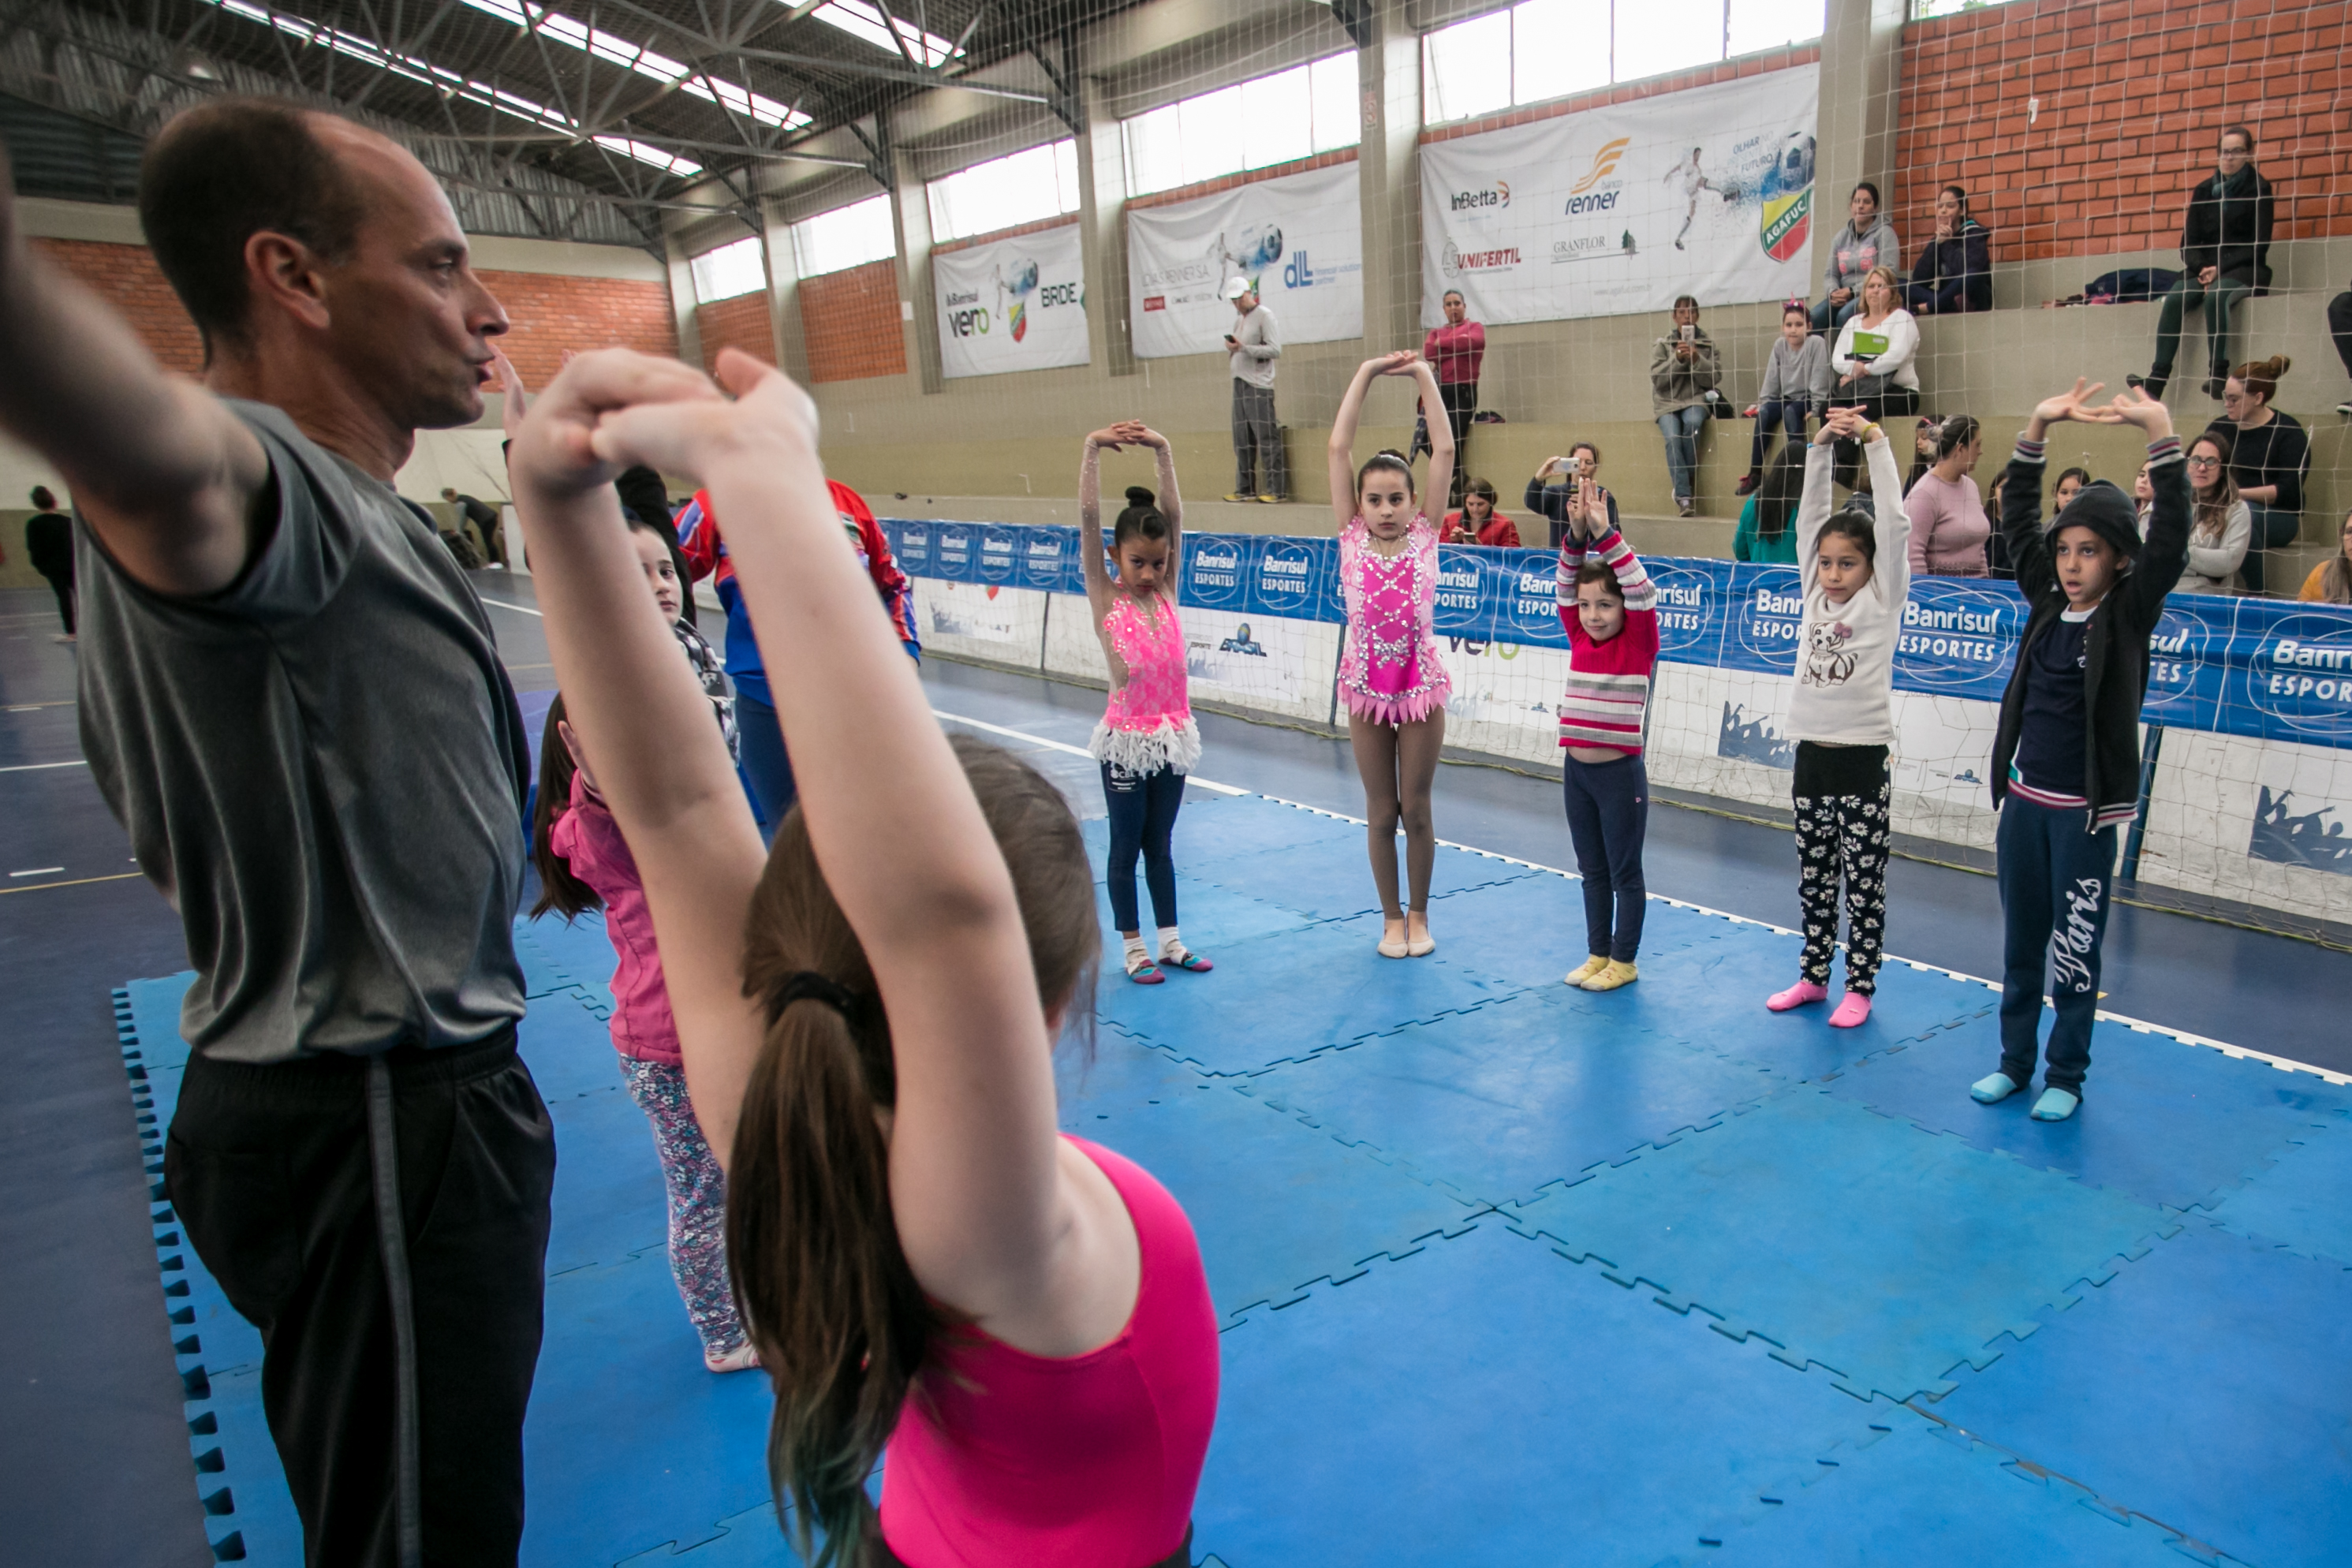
[8,577,2352,1566]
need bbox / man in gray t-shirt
[1223,276,1286,502]
[0,100,553,1566]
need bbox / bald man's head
[139,98,373,356]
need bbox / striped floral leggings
[619,1057,747,1357]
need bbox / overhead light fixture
[168,46,222,80]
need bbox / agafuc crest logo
[1758,133,1816,263]
[1449,178,1510,211]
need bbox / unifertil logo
[1143,296,1167,312]
[1450,178,1510,211]
[1570,138,1630,194]
[1442,241,1521,277]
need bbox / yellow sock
[1564,954,1611,987]
[1582,959,1639,991]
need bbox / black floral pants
[1795,782,1892,994]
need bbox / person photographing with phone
[1222,277,1284,502]
[1650,297,1722,517]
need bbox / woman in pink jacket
[1906,414,1991,576]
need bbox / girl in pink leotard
[1329,349,1456,958]
[511,348,1218,1568]
[1081,420,1214,986]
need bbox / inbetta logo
[1449,179,1510,211]
[1569,138,1630,194]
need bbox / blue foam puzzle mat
[1704,1409,2223,1567]
[2200,1111,2352,1267]
[1420,872,1717,991]
[1096,911,1516,1075]
[1505,1087,2170,1402]
[1935,1219,2352,1568]
[1058,1031,1484,1317]
[1245,985,1793,1207]
[1189,831,1534,922]
[515,982,632,1103]
[1824,1009,2352,1213]
[519,908,624,995]
[1088,872,1314,958]
[1153,793,1363,869]
[542,1083,671,1278]
[1193,1219,1906,1568]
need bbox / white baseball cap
[1222,277,1252,300]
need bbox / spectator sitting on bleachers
[1902,186,1992,315]
[1732,440,1808,564]
[2050,467,2091,520]
[2132,461,2155,536]
[1525,447,1618,548]
[2298,509,2351,602]
[1983,470,2014,580]
[1813,181,1899,334]
[1905,414,1988,577]
[1738,300,1830,497]
[2205,353,2307,593]
[1905,413,1939,496]
[1828,268,1919,485]
[1440,478,1521,547]
[2330,288,2351,416]
[2128,125,2273,402]
[1649,297,1722,518]
[2178,432,2252,595]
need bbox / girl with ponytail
[1081,421,1213,985]
[510,348,1219,1568]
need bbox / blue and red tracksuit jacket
[674,478,920,705]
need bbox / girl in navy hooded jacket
[1903,185,1993,315]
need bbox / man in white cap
[1222,275,1284,502]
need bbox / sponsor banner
[1417,67,1820,325]
[876,520,2352,750]
[1127,162,1364,360]
[933,223,1091,379]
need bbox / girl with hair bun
[2208,353,2308,592]
[1330,349,1454,958]
[1081,421,1213,985]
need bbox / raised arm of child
[1864,425,1911,607]
[1409,357,1454,517]
[2105,388,2189,618]
[1080,423,1141,674]
[2007,379,2118,604]
[521,349,1111,1346]
[1327,350,1421,533]
[1798,407,1865,594]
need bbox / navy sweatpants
[1103,761,1183,934]
[1563,752,1648,961]
[1995,794,2118,1096]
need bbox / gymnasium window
[1122,52,1361,198]
[1421,0,1827,125]
[789,195,898,280]
[689,236,767,303]
[926,140,1082,244]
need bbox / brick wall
[25,238,674,383]
[33,238,204,375]
[476,269,675,384]
[693,289,777,372]
[1897,0,2349,263]
[800,260,907,383]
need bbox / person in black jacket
[2130,126,2273,402]
[2328,287,2352,416]
[23,484,73,640]
[2205,353,2309,593]
[1902,185,1993,315]
[1970,379,2188,1123]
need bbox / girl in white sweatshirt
[1767,407,1913,1028]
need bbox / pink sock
[1768,980,1828,1012]
[1828,992,1872,1029]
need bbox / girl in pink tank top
[509,349,1219,1568]
[1081,423,1214,987]
[1330,351,1458,961]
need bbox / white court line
[0,759,88,773]
[929,710,1248,796]
[481,596,542,617]
[9,866,65,877]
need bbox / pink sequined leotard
[1338,514,1450,726]
[1088,593,1203,775]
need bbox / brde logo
[1256,539,1313,605]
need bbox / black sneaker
[2203,378,2227,399]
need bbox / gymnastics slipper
[704,1342,760,1373]
[1406,934,1436,958]
[1827,993,1872,1029]
[1125,958,1166,984]
[2031,1087,2080,1122]
[1970,1072,2019,1104]
[1564,955,1610,987]
[1162,948,1213,973]
[1767,980,1828,1012]
[1582,960,1638,992]
[1378,923,1409,959]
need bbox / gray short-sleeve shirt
[77,400,530,1063]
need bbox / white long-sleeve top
[1831,309,1921,392]
[1790,436,1911,746]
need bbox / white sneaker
[1674,497,1695,518]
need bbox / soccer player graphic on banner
[1667,146,1727,252]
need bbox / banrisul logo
[1759,133,1816,263]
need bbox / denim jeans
[2238,500,2302,594]
[1810,295,1861,334]
[1656,405,1708,500]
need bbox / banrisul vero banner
[1418,66,1820,325]
[1127,161,1364,360]
[933,222,1090,379]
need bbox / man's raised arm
[0,181,267,596]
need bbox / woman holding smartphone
[1526,444,1620,549]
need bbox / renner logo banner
[1417,66,1820,326]
[878,519,2352,752]
[933,222,1090,379]
[1127,160,1365,360]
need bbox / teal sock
[1970,1072,2018,1104]
[2031,1087,2080,1122]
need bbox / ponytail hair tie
[775,971,867,1021]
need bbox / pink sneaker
[705,1341,760,1373]
[1767,980,1828,1012]
[1827,993,1872,1029]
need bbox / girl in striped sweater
[1555,476,1660,991]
